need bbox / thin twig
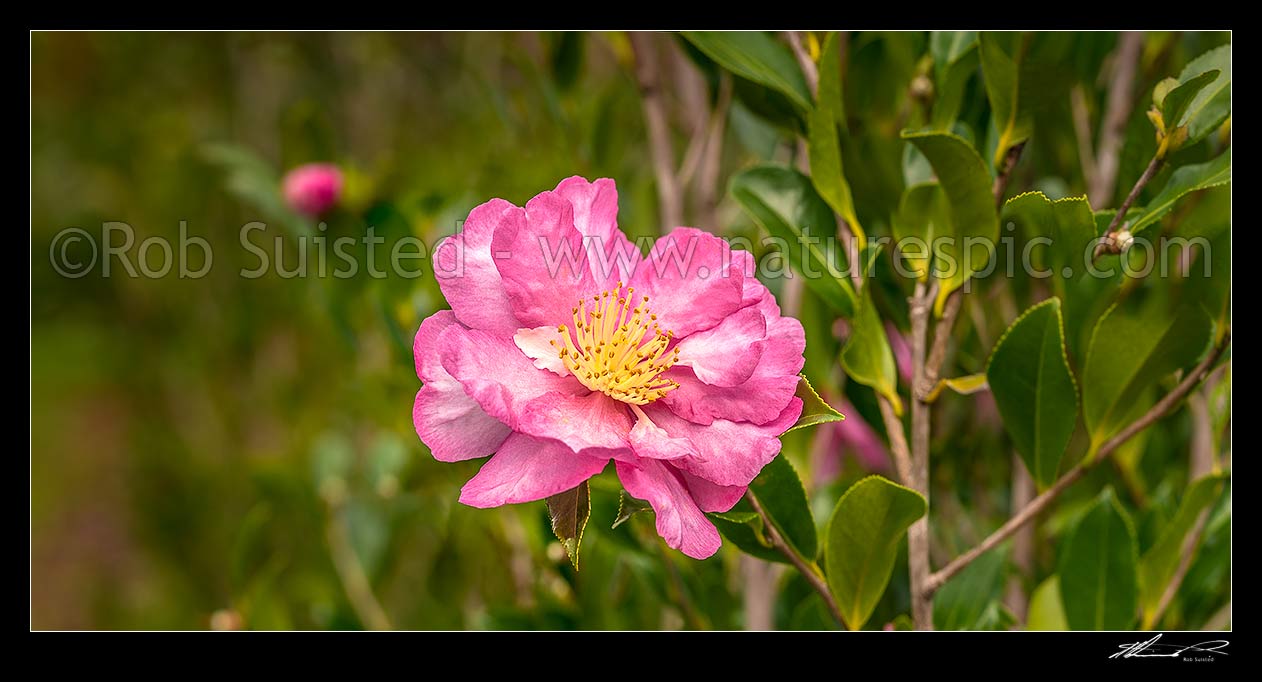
[878,396,914,486]
[1148,507,1213,629]
[785,31,819,96]
[326,510,393,631]
[1094,153,1164,259]
[916,285,961,401]
[693,74,733,229]
[628,32,683,230]
[748,493,847,629]
[992,141,1027,210]
[907,280,934,629]
[1092,31,1145,207]
[926,336,1230,594]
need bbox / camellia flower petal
[282,162,343,216]
[412,177,806,559]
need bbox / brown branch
[1092,31,1145,207]
[785,31,819,96]
[926,335,1230,594]
[748,492,847,629]
[878,396,914,487]
[628,32,684,231]
[1094,153,1164,259]
[916,286,962,401]
[992,141,1027,210]
[1148,507,1212,629]
[907,281,934,629]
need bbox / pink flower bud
[282,163,343,216]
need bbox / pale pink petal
[513,325,569,376]
[614,459,721,560]
[413,311,510,462]
[492,191,596,328]
[433,199,526,336]
[680,471,746,513]
[628,407,698,461]
[439,325,587,431]
[837,397,891,473]
[643,398,802,487]
[673,306,766,387]
[460,432,609,507]
[518,391,634,459]
[552,176,642,286]
[629,227,744,338]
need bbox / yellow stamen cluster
[549,282,680,405]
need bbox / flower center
[550,282,680,405]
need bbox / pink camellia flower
[412,177,805,559]
[282,163,343,216]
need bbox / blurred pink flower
[412,177,805,559]
[812,397,890,482]
[282,163,343,216]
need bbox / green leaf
[784,374,846,434]
[986,298,1078,487]
[923,373,988,403]
[825,475,927,630]
[710,499,781,562]
[979,32,1032,167]
[934,545,1007,630]
[1161,69,1219,131]
[901,130,999,315]
[1082,301,1213,451]
[890,182,949,280]
[1027,575,1069,630]
[929,31,979,130]
[750,454,818,559]
[840,286,902,414]
[1002,191,1096,281]
[1059,488,1138,630]
[1129,148,1231,235]
[808,32,864,242]
[546,481,591,570]
[1176,44,1232,145]
[1138,472,1228,626]
[682,32,811,112]
[612,490,652,530]
[730,165,857,317]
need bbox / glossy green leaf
[808,32,864,242]
[682,32,811,112]
[1082,301,1213,451]
[730,165,857,316]
[979,32,1032,167]
[901,130,998,315]
[1059,488,1138,630]
[986,298,1078,487]
[1161,69,1219,131]
[840,286,902,414]
[1027,575,1069,630]
[784,374,846,434]
[1002,191,1096,280]
[933,545,1008,630]
[1138,472,1227,625]
[546,481,591,569]
[929,31,979,130]
[1176,44,1232,145]
[749,454,818,559]
[710,500,782,563]
[1130,148,1231,235]
[825,476,926,630]
[891,182,949,280]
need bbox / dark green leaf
[546,481,591,569]
[986,298,1078,487]
[612,490,652,530]
[1161,69,1219,131]
[1082,301,1213,451]
[891,182,949,280]
[934,545,1007,630]
[929,31,978,130]
[749,454,818,559]
[825,475,927,630]
[730,165,857,316]
[841,286,902,414]
[1176,44,1232,145]
[1059,488,1138,630]
[901,130,998,315]
[808,32,864,241]
[682,32,811,112]
[784,374,846,434]
[978,32,1032,167]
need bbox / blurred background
[31,31,1230,630]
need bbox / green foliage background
[31,31,1230,630]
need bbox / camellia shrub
[411,31,1230,631]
